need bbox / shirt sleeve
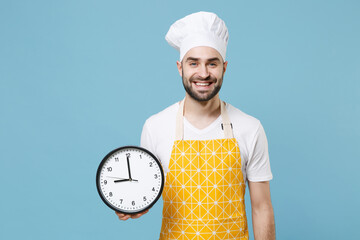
[246,122,273,182]
[141,119,169,174]
[140,120,155,154]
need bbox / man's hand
[115,209,149,221]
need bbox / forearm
[251,205,275,240]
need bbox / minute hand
[126,154,132,180]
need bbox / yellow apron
[160,100,248,240]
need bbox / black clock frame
[96,145,165,214]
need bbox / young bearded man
[116,11,275,240]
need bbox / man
[116,12,275,240]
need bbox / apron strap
[220,100,234,139]
[174,99,234,140]
[175,99,185,141]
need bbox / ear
[223,61,228,74]
[176,61,182,77]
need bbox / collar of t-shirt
[183,115,223,138]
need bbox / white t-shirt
[140,101,273,183]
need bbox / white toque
[165,11,229,61]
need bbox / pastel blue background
[1,0,359,239]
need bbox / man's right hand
[115,209,149,221]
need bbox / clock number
[143,196,147,201]
[132,201,135,206]
[107,167,112,172]
[126,153,131,158]
[154,174,158,179]
[152,187,155,191]
[149,162,153,167]
[115,157,119,162]
[104,180,107,185]
[109,192,113,197]
[120,199,123,204]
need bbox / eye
[209,62,217,67]
[189,62,197,66]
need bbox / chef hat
[165,11,229,61]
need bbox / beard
[182,71,223,102]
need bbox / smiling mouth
[194,82,212,86]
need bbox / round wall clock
[96,146,164,214]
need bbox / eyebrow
[207,57,221,62]
[185,57,221,62]
[185,57,199,62]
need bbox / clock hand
[114,179,130,183]
[126,154,132,180]
[114,179,138,183]
[106,176,128,180]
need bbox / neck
[183,94,221,129]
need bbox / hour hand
[114,179,130,183]
[114,178,138,183]
[114,179,138,182]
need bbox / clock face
[96,146,164,214]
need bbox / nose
[198,65,210,79]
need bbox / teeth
[195,82,210,86]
